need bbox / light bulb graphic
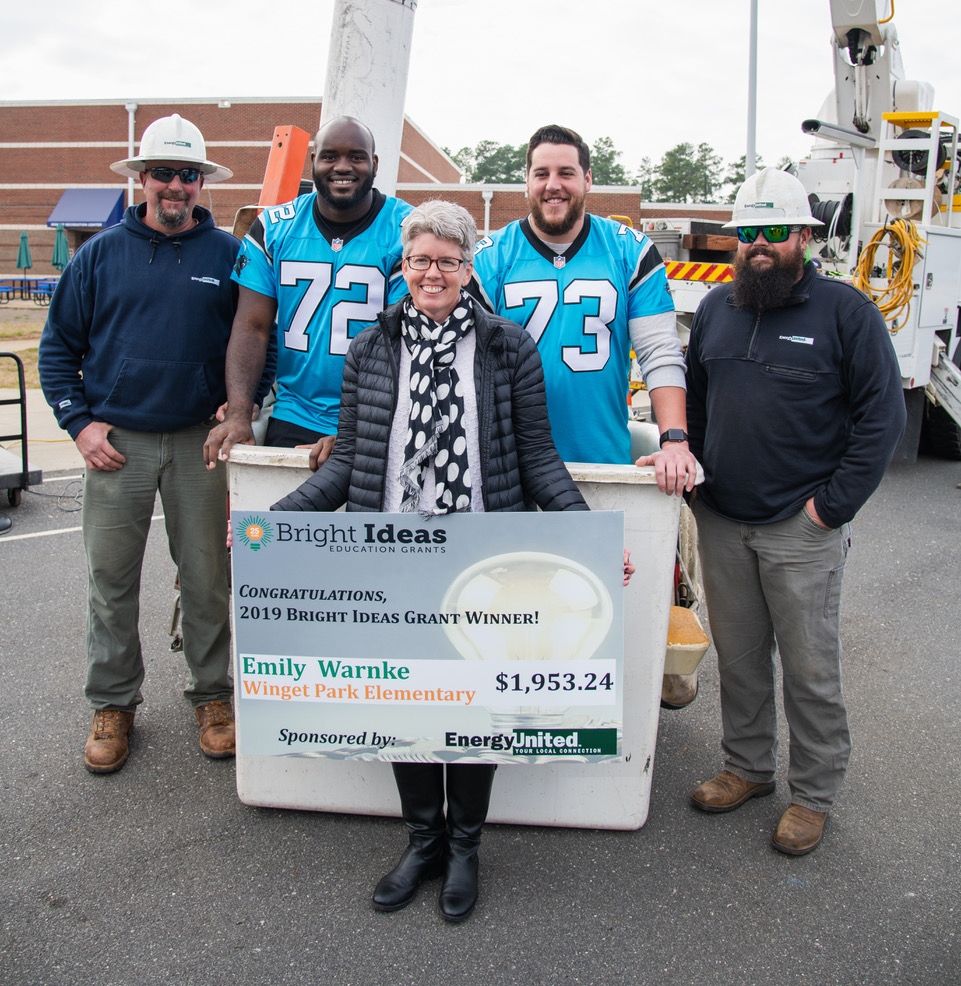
[442,551,614,729]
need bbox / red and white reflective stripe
[665,261,734,283]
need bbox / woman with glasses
[273,200,628,921]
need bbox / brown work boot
[194,701,235,759]
[772,804,827,856]
[660,672,698,710]
[84,710,135,774]
[691,769,776,813]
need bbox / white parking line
[0,512,165,543]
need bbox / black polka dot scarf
[398,292,474,516]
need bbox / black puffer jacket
[273,299,588,514]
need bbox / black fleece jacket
[686,261,905,528]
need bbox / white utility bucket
[227,445,682,830]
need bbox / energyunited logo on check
[513,728,617,756]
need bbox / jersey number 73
[502,278,618,372]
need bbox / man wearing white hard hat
[40,114,272,773]
[685,168,905,854]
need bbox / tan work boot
[661,672,698,709]
[691,769,776,813]
[772,804,827,855]
[84,710,135,774]
[194,701,235,759]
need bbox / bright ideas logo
[236,516,273,552]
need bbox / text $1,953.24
[494,671,614,694]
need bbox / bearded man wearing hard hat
[40,114,272,773]
[684,167,905,854]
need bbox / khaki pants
[82,423,231,712]
[694,499,852,811]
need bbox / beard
[155,194,190,230]
[313,169,375,212]
[529,189,587,238]
[731,240,807,311]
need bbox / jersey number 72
[279,260,386,356]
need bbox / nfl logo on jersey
[332,238,344,252]
[553,255,566,269]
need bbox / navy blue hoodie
[40,204,269,439]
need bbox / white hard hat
[723,167,822,229]
[110,114,233,182]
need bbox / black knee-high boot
[439,764,496,922]
[372,763,446,912]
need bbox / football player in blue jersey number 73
[470,124,698,496]
[204,116,412,472]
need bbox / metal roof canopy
[46,189,124,229]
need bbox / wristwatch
[659,429,689,447]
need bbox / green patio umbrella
[16,231,32,275]
[51,224,69,270]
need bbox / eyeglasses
[736,224,806,244]
[146,167,202,185]
[405,255,468,273]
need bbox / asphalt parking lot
[0,457,959,986]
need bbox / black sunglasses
[737,224,806,244]
[146,167,202,185]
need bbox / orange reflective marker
[258,126,312,208]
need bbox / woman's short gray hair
[402,200,477,261]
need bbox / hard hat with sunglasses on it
[724,167,823,244]
[109,114,233,183]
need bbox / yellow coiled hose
[854,219,925,330]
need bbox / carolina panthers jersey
[233,189,412,434]
[471,215,674,464]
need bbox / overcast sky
[4,0,959,180]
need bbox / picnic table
[0,275,59,305]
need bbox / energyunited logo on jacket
[236,516,273,552]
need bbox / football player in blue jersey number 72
[470,124,699,496]
[204,116,412,472]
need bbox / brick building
[1,97,730,274]
[0,97,460,272]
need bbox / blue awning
[46,189,125,229]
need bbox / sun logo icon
[236,516,273,551]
